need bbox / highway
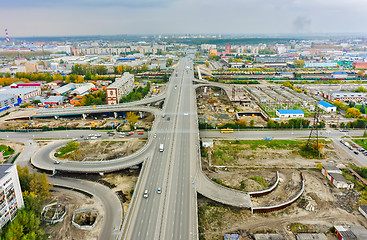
[8,137,123,240]
[121,57,198,239]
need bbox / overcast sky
[1,0,367,37]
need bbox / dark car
[354,151,359,155]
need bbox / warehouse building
[318,101,337,113]
[334,225,367,240]
[330,91,365,102]
[106,72,134,105]
[276,109,304,118]
[321,165,354,189]
[0,94,20,112]
[0,164,24,229]
[0,87,41,102]
[296,233,327,240]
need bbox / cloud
[3,0,176,9]
[292,16,311,33]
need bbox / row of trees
[77,90,106,106]
[341,119,367,129]
[119,82,151,103]
[113,65,149,75]
[1,166,52,239]
[267,118,313,129]
[71,64,108,75]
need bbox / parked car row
[340,139,367,156]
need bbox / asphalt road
[122,57,198,240]
[7,137,122,240]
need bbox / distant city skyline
[1,0,367,37]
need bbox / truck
[159,144,164,152]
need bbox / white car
[90,136,97,140]
[154,134,157,138]
[143,190,149,198]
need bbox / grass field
[0,145,15,156]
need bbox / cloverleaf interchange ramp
[28,57,294,240]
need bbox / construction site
[198,132,367,240]
[196,86,267,128]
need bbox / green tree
[345,107,361,118]
[166,58,173,67]
[84,71,92,80]
[126,112,139,130]
[349,101,356,108]
[361,105,366,114]
[249,119,255,127]
[293,60,305,68]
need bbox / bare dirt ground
[199,138,367,240]
[102,171,139,214]
[56,139,146,161]
[197,87,266,127]
[203,139,352,168]
[44,187,104,240]
[198,168,366,240]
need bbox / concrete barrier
[251,173,304,214]
[248,171,279,197]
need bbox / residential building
[0,164,24,229]
[334,225,367,240]
[318,101,337,112]
[106,72,134,105]
[276,109,304,118]
[25,63,39,73]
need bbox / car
[138,132,144,135]
[360,148,365,152]
[72,138,78,141]
[364,152,367,156]
[95,134,102,138]
[88,134,94,137]
[354,151,359,155]
[143,190,149,198]
[107,132,115,136]
[184,113,188,116]
[84,137,88,140]
[80,135,84,138]
[353,145,359,148]
[167,117,170,121]
[119,132,125,135]
[128,132,134,135]
[90,136,97,140]
[157,188,161,194]
[153,134,157,138]
[54,160,60,164]
[348,146,353,150]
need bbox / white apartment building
[106,72,134,105]
[0,164,24,228]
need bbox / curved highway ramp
[196,171,253,208]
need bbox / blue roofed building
[276,109,304,118]
[318,101,337,113]
[331,71,348,79]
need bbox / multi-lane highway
[121,57,198,239]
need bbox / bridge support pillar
[114,112,118,119]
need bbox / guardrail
[248,171,279,197]
[251,173,304,214]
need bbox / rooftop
[0,164,13,179]
[296,233,327,240]
[277,109,304,114]
[318,101,335,108]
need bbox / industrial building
[276,109,304,118]
[321,166,354,189]
[0,87,41,101]
[318,101,337,113]
[106,72,134,105]
[0,94,19,112]
[0,164,24,229]
[296,233,327,240]
[334,225,367,240]
[330,91,365,102]
[52,83,75,95]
